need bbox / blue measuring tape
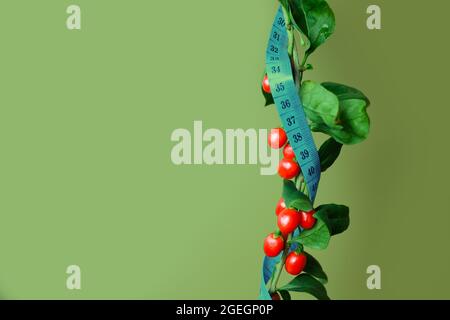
[259,5,321,300]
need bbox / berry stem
[268,234,291,294]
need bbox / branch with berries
[260,0,371,300]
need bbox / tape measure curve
[259,5,321,300]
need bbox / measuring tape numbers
[259,5,321,300]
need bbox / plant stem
[269,236,291,294]
[280,2,295,59]
[299,52,310,83]
[293,41,301,87]
[280,1,309,84]
[296,174,304,191]
[304,183,309,198]
[300,52,310,67]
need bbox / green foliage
[319,82,370,145]
[279,274,330,300]
[288,0,335,55]
[282,180,313,211]
[315,204,350,236]
[300,81,370,145]
[278,290,291,300]
[290,217,331,250]
[318,137,343,172]
[300,80,339,128]
[322,82,370,104]
[289,203,349,250]
[304,252,328,284]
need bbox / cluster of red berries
[269,128,300,179]
[264,76,301,180]
[264,200,317,275]
[262,74,316,276]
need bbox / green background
[0,0,448,299]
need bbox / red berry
[264,233,285,257]
[268,128,287,149]
[278,158,300,179]
[277,208,300,235]
[285,252,307,275]
[262,74,271,94]
[299,210,317,230]
[275,198,286,216]
[283,144,295,160]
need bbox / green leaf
[303,252,328,284]
[318,137,343,172]
[290,217,330,250]
[300,81,371,145]
[300,80,339,128]
[282,180,313,211]
[279,274,330,300]
[322,82,370,105]
[318,82,371,145]
[278,290,291,300]
[288,0,335,55]
[314,204,350,236]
